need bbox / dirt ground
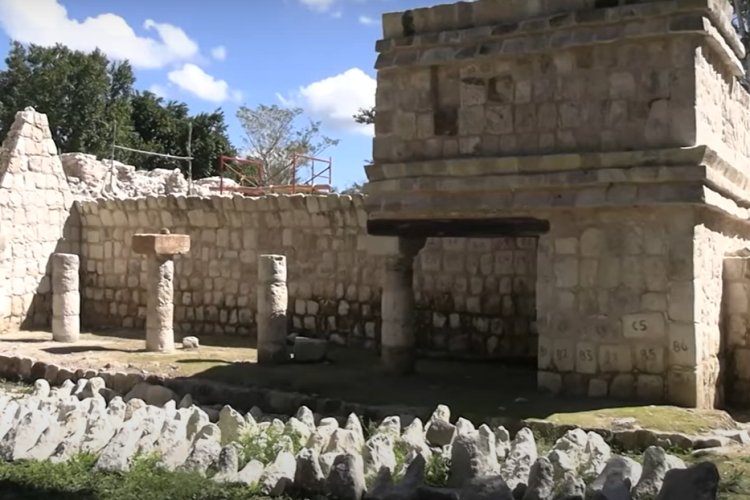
[1,329,748,435]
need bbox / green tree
[0,41,236,179]
[0,42,132,156]
[353,106,375,126]
[236,104,338,185]
[340,181,364,194]
[128,92,235,178]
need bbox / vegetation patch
[0,453,275,500]
[545,406,737,435]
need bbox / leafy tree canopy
[0,41,236,178]
[236,104,338,186]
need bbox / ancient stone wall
[77,195,537,359]
[372,1,724,167]
[0,108,78,332]
[535,207,701,404]
[697,213,750,407]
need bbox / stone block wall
[414,236,537,359]
[535,207,702,404]
[698,213,750,407]
[77,195,537,359]
[0,108,78,332]
[372,1,721,166]
[695,39,750,166]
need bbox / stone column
[132,229,190,353]
[51,253,80,343]
[145,256,175,352]
[257,255,289,364]
[371,236,426,375]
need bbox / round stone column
[146,256,175,352]
[51,253,80,343]
[257,254,289,364]
[132,229,190,353]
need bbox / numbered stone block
[634,344,665,374]
[598,344,633,373]
[575,342,597,374]
[537,335,553,370]
[552,338,576,372]
[668,322,698,367]
[622,312,665,339]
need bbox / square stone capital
[132,233,190,256]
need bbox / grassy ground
[0,454,277,500]
[712,454,750,500]
[0,447,747,499]
[544,406,738,435]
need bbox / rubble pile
[60,153,237,200]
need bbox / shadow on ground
[182,344,644,422]
[4,329,748,430]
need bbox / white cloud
[167,64,240,103]
[299,0,336,12]
[211,45,227,61]
[0,0,199,69]
[148,83,169,98]
[295,68,376,136]
[358,15,377,26]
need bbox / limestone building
[365,0,750,408]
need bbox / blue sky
[0,0,440,189]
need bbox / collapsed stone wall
[60,153,231,200]
[0,108,79,332]
[77,195,537,359]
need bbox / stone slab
[132,234,190,256]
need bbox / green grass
[544,406,737,435]
[0,454,278,500]
[0,379,33,395]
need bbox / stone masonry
[0,108,78,332]
[2,0,750,410]
[364,0,750,407]
[76,196,536,361]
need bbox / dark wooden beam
[367,218,550,238]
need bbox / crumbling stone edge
[0,353,744,455]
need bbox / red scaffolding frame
[215,153,333,195]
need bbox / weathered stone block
[622,313,665,339]
[132,233,190,256]
[599,344,632,373]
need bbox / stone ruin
[365,0,750,410]
[60,152,234,199]
[1,0,750,416]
